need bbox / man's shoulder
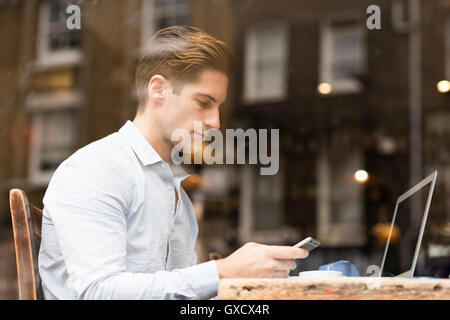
[43,131,137,216]
[55,132,135,179]
[76,131,123,157]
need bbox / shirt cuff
[179,260,219,299]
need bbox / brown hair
[135,25,234,112]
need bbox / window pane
[39,110,76,172]
[331,23,364,81]
[256,29,284,61]
[256,62,284,95]
[328,154,363,224]
[252,171,282,231]
[174,15,189,26]
[49,1,67,23]
[247,23,287,100]
[47,0,81,52]
[446,15,450,78]
[49,30,80,51]
[153,0,190,30]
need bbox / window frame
[140,0,191,48]
[26,90,82,186]
[445,13,450,80]
[242,21,289,104]
[316,151,366,247]
[319,13,367,95]
[36,0,82,68]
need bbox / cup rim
[298,270,344,278]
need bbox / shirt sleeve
[43,153,219,300]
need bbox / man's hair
[135,25,234,112]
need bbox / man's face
[156,68,228,149]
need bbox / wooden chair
[9,189,43,300]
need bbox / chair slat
[9,189,43,300]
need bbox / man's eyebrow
[193,93,217,103]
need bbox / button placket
[167,184,173,220]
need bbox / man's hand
[215,242,309,279]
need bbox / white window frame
[243,21,289,104]
[36,0,82,68]
[141,0,156,48]
[26,90,82,186]
[316,152,366,247]
[319,14,367,95]
[445,14,450,79]
[446,167,450,223]
[140,0,191,48]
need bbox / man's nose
[203,107,220,130]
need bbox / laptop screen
[380,171,437,278]
[382,183,431,277]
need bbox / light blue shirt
[38,120,219,299]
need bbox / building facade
[227,0,450,275]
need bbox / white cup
[298,270,343,279]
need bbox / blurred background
[1,0,450,299]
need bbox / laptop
[378,170,437,278]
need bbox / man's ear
[147,75,167,105]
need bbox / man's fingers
[267,245,309,260]
[275,259,297,271]
[272,270,290,278]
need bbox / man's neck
[132,114,172,164]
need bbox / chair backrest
[9,189,43,300]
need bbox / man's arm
[43,154,218,300]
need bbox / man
[39,26,308,300]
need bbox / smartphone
[293,237,321,252]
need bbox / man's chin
[171,141,204,163]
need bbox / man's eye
[197,100,210,108]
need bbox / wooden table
[218,277,450,300]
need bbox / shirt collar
[119,120,162,166]
[119,120,190,181]
[169,163,190,183]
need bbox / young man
[39,26,308,300]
